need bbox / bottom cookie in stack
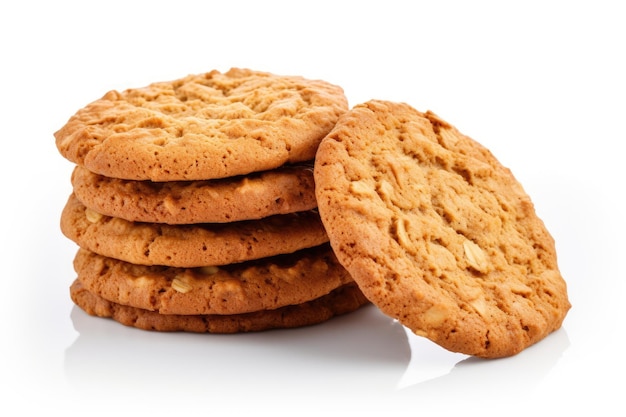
[68,245,366,333]
[70,280,368,333]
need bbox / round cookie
[70,280,369,333]
[70,163,317,224]
[314,100,571,358]
[55,68,348,181]
[61,193,329,268]
[73,244,354,315]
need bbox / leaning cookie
[74,244,354,316]
[70,164,317,224]
[314,100,571,358]
[70,280,369,333]
[55,68,348,181]
[61,193,328,267]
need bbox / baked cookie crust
[55,68,348,181]
[314,100,571,358]
[71,280,369,333]
[74,245,354,316]
[61,193,328,267]
[70,163,317,224]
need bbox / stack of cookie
[55,68,369,333]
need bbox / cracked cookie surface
[314,100,570,358]
[55,68,348,181]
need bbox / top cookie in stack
[56,67,347,182]
[55,68,369,332]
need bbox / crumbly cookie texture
[61,193,328,267]
[73,244,354,316]
[314,100,571,358]
[71,163,317,224]
[70,280,369,333]
[55,68,348,181]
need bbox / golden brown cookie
[70,280,369,333]
[61,193,328,267]
[55,68,348,181]
[314,100,571,358]
[74,244,354,316]
[70,164,317,224]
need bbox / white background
[1,1,624,415]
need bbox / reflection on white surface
[399,328,570,397]
[64,299,570,411]
[397,331,469,388]
[65,304,410,400]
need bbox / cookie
[55,68,348,181]
[74,244,354,315]
[70,280,369,333]
[61,193,328,268]
[314,100,571,358]
[71,163,317,224]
